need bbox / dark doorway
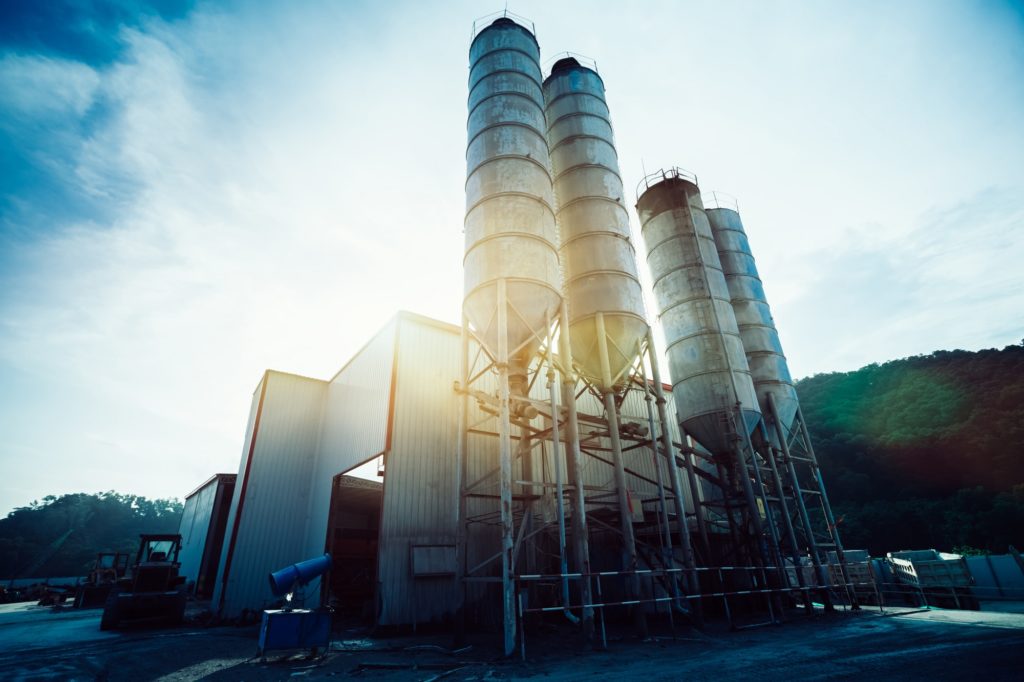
[196,475,235,599]
[324,472,383,622]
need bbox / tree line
[0,492,182,579]
[798,341,1024,555]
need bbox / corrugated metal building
[177,473,235,598]
[203,311,697,626]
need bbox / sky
[0,0,1022,515]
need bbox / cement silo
[635,171,760,454]
[636,169,784,578]
[543,59,695,624]
[463,16,565,655]
[542,57,647,392]
[464,17,562,364]
[705,199,798,430]
[705,195,859,609]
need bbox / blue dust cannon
[268,553,331,597]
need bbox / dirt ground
[1,601,1022,681]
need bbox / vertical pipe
[640,366,674,552]
[454,315,470,639]
[547,341,578,623]
[558,303,594,640]
[796,405,859,609]
[596,312,646,637]
[497,280,517,656]
[519,431,536,576]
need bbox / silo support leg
[796,406,859,610]
[559,305,594,643]
[454,314,470,642]
[497,281,517,656]
[759,422,811,612]
[768,393,830,610]
[596,313,646,638]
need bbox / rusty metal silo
[705,197,799,430]
[542,57,647,393]
[635,170,761,455]
[464,17,562,362]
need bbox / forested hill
[0,493,181,580]
[2,345,1022,577]
[798,341,1024,556]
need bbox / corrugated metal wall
[377,314,463,626]
[177,478,219,586]
[213,371,327,616]
[302,319,396,561]
[379,313,698,625]
[211,376,264,613]
[209,312,701,623]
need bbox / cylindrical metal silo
[542,57,647,392]
[635,170,761,455]
[705,199,799,430]
[464,18,562,362]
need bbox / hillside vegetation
[798,341,1024,555]
[2,345,1021,578]
[0,492,182,579]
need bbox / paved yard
[0,602,1021,680]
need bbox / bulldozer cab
[97,552,130,572]
[99,534,187,629]
[135,534,182,565]
[91,552,129,584]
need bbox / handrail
[544,51,598,74]
[703,190,740,212]
[470,10,536,42]
[635,167,698,200]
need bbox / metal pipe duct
[635,170,761,455]
[543,57,647,392]
[464,18,562,362]
[705,201,799,430]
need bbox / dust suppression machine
[258,553,332,657]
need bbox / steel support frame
[455,295,598,655]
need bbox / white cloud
[0,53,100,118]
[777,188,1024,377]
[0,0,1022,512]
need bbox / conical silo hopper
[636,171,761,455]
[706,200,799,430]
[542,57,648,392]
[464,18,562,362]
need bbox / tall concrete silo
[464,17,562,365]
[705,195,859,609]
[543,59,695,625]
[459,17,601,655]
[542,57,647,392]
[635,171,761,454]
[705,199,798,430]
[636,170,784,576]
